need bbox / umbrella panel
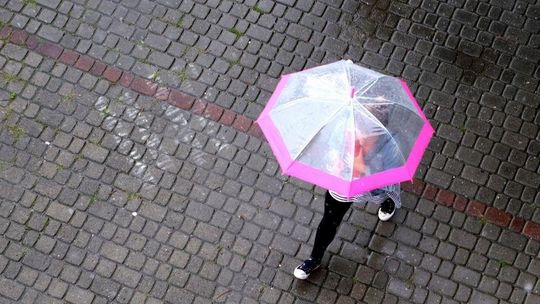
[289,105,354,180]
[273,68,349,109]
[369,103,424,162]
[354,76,418,114]
[269,96,344,160]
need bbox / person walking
[293,186,400,279]
[294,124,402,280]
[254,60,433,281]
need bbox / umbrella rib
[355,77,382,96]
[357,101,421,118]
[348,105,356,182]
[292,104,348,161]
[270,96,340,114]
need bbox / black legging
[310,191,353,262]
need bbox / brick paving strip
[2,24,540,244]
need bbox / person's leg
[294,191,352,279]
[311,191,353,261]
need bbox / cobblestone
[65,285,95,304]
[0,0,539,302]
[0,277,25,300]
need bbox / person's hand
[352,136,376,177]
[353,139,367,177]
[353,152,367,177]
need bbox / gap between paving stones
[2,24,540,244]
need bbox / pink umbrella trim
[402,123,434,178]
[285,160,411,197]
[259,117,434,197]
[400,79,433,127]
[257,114,294,170]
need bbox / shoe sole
[294,267,309,280]
[293,265,319,280]
[378,209,395,221]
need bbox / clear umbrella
[257,60,434,196]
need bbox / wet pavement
[0,0,539,303]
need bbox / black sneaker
[293,258,320,279]
[378,198,395,221]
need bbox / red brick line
[400,181,539,238]
[0,26,263,138]
[3,25,539,242]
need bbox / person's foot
[293,258,320,279]
[378,198,395,221]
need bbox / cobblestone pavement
[0,0,539,303]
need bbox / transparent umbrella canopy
[257,60,434,197]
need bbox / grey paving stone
[488,244,517,264]
[165,286,194,304]
[527,259,540,277]
[37,24,64,42]
[82,143,109,163]
[114,173,142,193]
[0,277,25,300]
[1,44,28,61]
[526,294,540,304]
[33,179,62,199]
[113,265,142,289]
[45,201,74,222]
[90,276,120,300]
[449,229,477,250]
[101,241,129,263]
[139,202,167,222]
[387,277,414,299]
[65,285,95,304]
[470,290,498,304]
[452,265,481,287]
[425,168,453,188]
[498,230,527,252]
[428,274,457,298]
